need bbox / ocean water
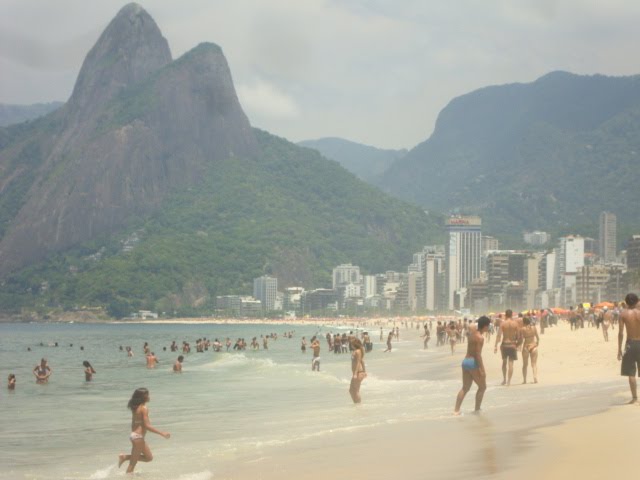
[0,322,621,480]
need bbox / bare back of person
[495,315,520,386]
[620,307,640,340]
[500,319,519,345]
[618,294,640,403]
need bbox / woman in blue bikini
[454,316,491,415]
[119,388,170,473]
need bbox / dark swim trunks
[621,340,640,377]
[500,343,518,361]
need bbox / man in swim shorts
[454,316,491,414]
[618,293,640,403]
[494,309,520,386]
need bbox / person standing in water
[349,337,367,404]
[118,388,170,473]
[310,336,321,371]
[83,361,96,381]
[8,374,16,390]
[454,316,491,415]
[33,358,52,384]
[146,352,158,369]
[173,355,184,373]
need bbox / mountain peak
[68,2,171,114]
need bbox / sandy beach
[209,319,637,480]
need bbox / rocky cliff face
[0,3,256,276]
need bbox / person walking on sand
[494,309,520,386]
[310,336,321,371]
[447,321,457,355]
[454,316,491,415]
[349,337,367,404]
[602,307,612,342]
[421,323,431,349]
[118,388,170,473]
[83,361,96,382]
[618,293,640,403]
[521,317,539,384]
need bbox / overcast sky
[1,0,640,149]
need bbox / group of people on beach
[454,292,640,415]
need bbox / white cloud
[236,79,300,119]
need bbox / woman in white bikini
[119,388,170,473]
[521,317,539,384]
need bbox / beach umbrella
[595,301,614,309]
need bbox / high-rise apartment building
[555,236,584,289]
[445,216,482,309]
[423,247,446,311]
[253,275,278,311]
[599,212,617,262]
[363,275,377,298]
[627,235,640,270]
[482,235,499,254]
[523,231,550,246]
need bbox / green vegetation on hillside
[0,130,442,316]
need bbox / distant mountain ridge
[0,102,63,127]
[0,3,440,314]
[298,137,406,183]
[380,71,640,234]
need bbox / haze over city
[2,0,640,148]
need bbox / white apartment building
[332,264,361,289]
[524,231,551,246]
[555,236,584,289]
[364,275,377,298]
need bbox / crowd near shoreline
[3,294,639,476]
